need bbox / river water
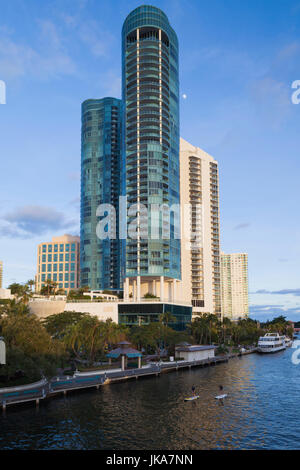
[0,347,299,450]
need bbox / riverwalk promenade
[0,348,257,411]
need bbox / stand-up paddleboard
[215,394,227,400]
[184,395,200,401]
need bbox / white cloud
[0,205,78,239]
[0,20,77,80]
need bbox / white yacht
[257,333,286,353]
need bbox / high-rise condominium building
[179,138,222,317]
[36,235,80,293]
[79,6,192,329]
[0,261,3,288]
[122,5,181,301]
[80,98,123,291]
[221,253,249,320]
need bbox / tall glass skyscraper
[80,98,123,291]
[122,5,181,301]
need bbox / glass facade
[80,97,123,291]
[118,303,192,331]
[122,5,181,281]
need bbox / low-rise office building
[36,234,80,294]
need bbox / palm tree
[159,311,176,327]
[27,279,35,293]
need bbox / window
[64,283,69,288]
[71,243,76,252]
[48,245,52,253]
[59,274,63,281]
[53,264,57,272]
[42,245,46,253]
[65,253,69,262]
[59,244,64,252]
[65,273,69,281]
[70,282,75,289]
[53,274,57,282]
[42,254,46,262]
[47,264,52,272]
[48,254,52,262]
[71,253,75,261]
[70,263,75,272]
[42,264,46,273]
[59,263,63,272]
[65,264,69,271]
[70,272,75,281]
[54,244,58,252]
[54,254,58,262]
[42,274,46,282]
[65,244,70,252]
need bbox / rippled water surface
[0,349,299,449]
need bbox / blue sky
[0,0,299,321]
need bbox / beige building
[179,138,221,317]
[0,260,2,288]
[36,234,80,294]
[221,252,249,320]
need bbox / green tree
[0,313,66,385]
[159,311,176,327]
[42,311,89,340]
[63,316,128,364]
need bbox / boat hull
[257,345,286,354]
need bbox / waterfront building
[80,97,123,292]
[35,234,80,294]
[122,5,181,302]
[179,138,222,317]
[175,344,215,361]
[78,6,192,330]
[0,260,2,288]
[221,252,249,320]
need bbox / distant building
[221,252,249,320]
[0,260,2,288]
[179,138,221,317]
[36,234,80,294]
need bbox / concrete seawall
[0,350,257,410]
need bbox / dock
[0,348,257,410]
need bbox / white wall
[29,299,66,318]
[0,338,6,365]
[64,302,119,323]
[176,348,215,361]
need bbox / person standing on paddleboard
[192,385,196,396]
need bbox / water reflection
[0,349,298,449]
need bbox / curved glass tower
[80,97,122,291]
[122,5,181,300]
